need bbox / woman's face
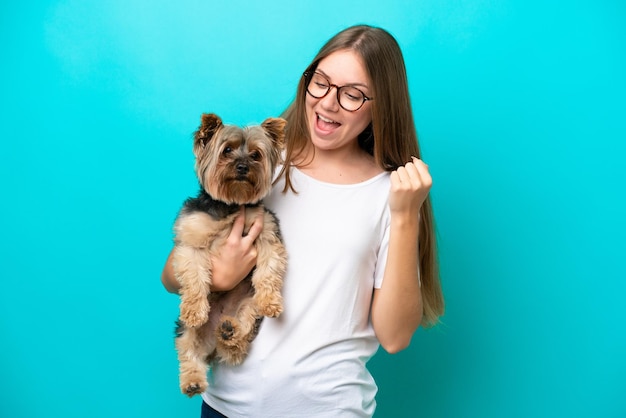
[305,49,373,154]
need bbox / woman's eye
[342,91,360,102]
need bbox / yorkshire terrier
[172,113,287,397]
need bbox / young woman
[162,24,444,417]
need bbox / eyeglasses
[304,71,374,112]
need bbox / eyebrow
[316,69,370,90]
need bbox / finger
[390,170,401,188]
[411,157,432,187]
[404,160,421,180]
[411,156,428,169]
[393,162,421,189]
[243,210,264,243]
[230,206,246,237]
[393,165,411,185]
[411,157,430,176]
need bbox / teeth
[318,114,338,124]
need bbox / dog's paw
[260,301,283,318]
[219,320,236,341]
[254,292,283,318]
[180,306,209,328]
[218,319,245,348]
[181,380,208,397]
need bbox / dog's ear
[194,113,223,148]
[261,117,287,149]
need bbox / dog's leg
[174,245,212,327]
[216,295,262,365]
[251,231,287,318]
[176,322,215,397]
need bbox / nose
[319,86,340,111]
[236,161,249,176]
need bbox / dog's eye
[223,147,232,155]
[250,151,261,161]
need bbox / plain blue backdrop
[1,1,625,417]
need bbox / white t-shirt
[203,167,391,417]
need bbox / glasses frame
[303,71,374,112]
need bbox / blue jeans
[201,401,228,418]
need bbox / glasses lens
[307,73,330,98]
[338,87,366,111]
[305,72,368,111]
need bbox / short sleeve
[373,224,390,289]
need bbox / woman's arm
[371,157,431,353]
[161,249,181,293]
[161,207,264,294]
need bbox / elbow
[161,270,180,294]
[380,335,412,354]
[371,299,422,353]
[161,251,181,294]
[375,313,422,354]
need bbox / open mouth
[316,113,341,133]
[317,113,340,126]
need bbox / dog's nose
[236,162,249,176]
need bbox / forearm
[371,215,423,353]
[161,246,257,294]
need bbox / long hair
[280,25,444,327]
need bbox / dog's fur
[173,113,287,397]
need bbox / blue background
[1,1,625,417]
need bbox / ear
[261,117,287,149]
[194,113,223,148]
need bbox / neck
[295,144,381,184]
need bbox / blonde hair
[280,25,444,327]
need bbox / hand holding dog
[210,207,264,291]
[160,207,263,294]
[388,157,432,219]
